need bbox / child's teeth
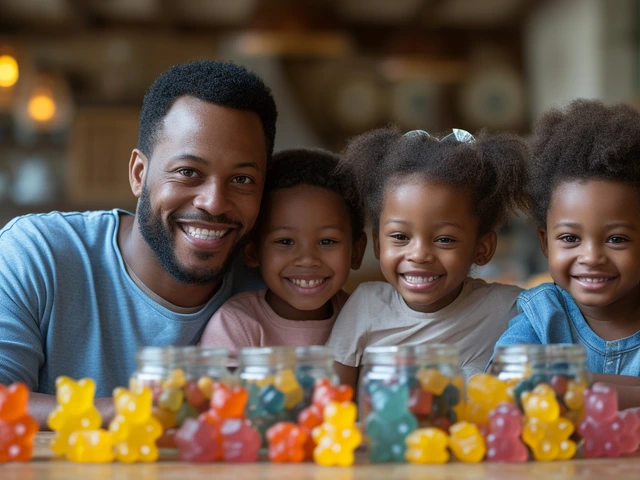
[582,277,608,283]
[405,275,440,284]
[185,226,227,240]
[291,278,325,288]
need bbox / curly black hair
[340,125,528,234]
[138,60,277,160]
[528,99,640,227]
[260,148,365,242]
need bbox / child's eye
[390,233,409,241]
[608,236,627,244]
[319,239,337,246]
[435,237,455,244]
[559,235,579,243]
[276,239,294,246]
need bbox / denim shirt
[492,283,640,376]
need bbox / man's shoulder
[1,209,122,240]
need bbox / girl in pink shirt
[200,148,367,358]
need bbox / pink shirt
[200,289,349,357]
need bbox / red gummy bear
[219,418,261,462]
[408,388,433,416]
[175,417,222,462]
[266,422,308,463]
[578,383,622,458]
[618,408,640,455]
[312,379,353,412]
[0,383,38,463]
[486,402,527,462]
[210,383,248,419]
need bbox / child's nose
[294,247,322,267]
[407,243,435,264]
[578,242,606,266]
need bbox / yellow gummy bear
[67,429,114,463]
[312,401,362,466]
[161,368,186,390]
[405,428,450,464]
[416,368,449,395]
[274,369,304,409]
[563,380,587,411]
[467,374,510,410]
[109,387,162,463]
[522,384,560,423]
[197,376,214,399]
[448,421,486,463]
[522,416,576,461]
[47,377,102,456]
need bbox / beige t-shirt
[326,278,521,378]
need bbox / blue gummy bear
[366,412,418,462]
[369,382,411,422]
[259,385,285,414]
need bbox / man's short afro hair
[528,99,640,227]
[138,60,277,160]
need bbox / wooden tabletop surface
[1,432,639,479]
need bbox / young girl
[492,100,640,409]
[327,126,527,388]
[200,148,367,357]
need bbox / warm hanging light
[0,54,19,88]
[27,87,56,122]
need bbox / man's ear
[537,226,549,258]
[129,149,148,198]
[372,228,380,260]
[474,230,498,266]
[243,242,260,268]
[350,233,368,270]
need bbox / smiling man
[0,61,277,426]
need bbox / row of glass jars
[129,343,590,446]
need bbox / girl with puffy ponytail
[327,126,528,388]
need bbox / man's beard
[137,184,250,285]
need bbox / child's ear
[243,242,260,268]
[537,226,549,258]
[350,233,368,270]
[474,230,497,266]
[372,228,381,260]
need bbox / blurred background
[0,0,638,290]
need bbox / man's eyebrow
[172,156,260,171]
[232,162,260,171]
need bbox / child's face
[539,179,640,313]
[374,179,495,313]
[252,185,361,320]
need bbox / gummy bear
[416,368,449,395]
[298,403,324,460]
[618,407,640,455]
[563,380,587,411]
[448,421,486,463]
[0,383,38,462]
[175,417,222,462]
[521,384,560,423]
[47,377,102,456]
[219,418,261,462]
[365,382,418,462]
[210,383,248,419]
[486,402,527,462]
[259,385,285,414]
[312,378,354,412]
[404,428,449,464]
[108,387,162,463]
[266,422,308,462]
[66,429,114,463]
[577,383,623,458]
[312,401,361,466]
[274,369,304,410]
[463,374,510,426]
[523,416,576,461]
[408,388,432,416]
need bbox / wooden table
[2,433,640,480]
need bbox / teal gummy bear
[259,385,285,414]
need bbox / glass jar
[129,346,230,433]
[487,343,591,419]
[360,345,463,462]
[236,346,304,443]
[295,346,339,406]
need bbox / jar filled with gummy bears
[130,346,230,439]
[295,346,338,406]
[487,343,591,422]
[236,346,305,443]
[360,345,463,462]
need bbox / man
[0,60,277,426]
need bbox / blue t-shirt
[0,209,262,396]
[492,283,640,376]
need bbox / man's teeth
[579,277,610,283]
[290,278,326,288]
[185,226,227,240]
[404,275,441,284]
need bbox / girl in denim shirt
[493,99,640,409]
